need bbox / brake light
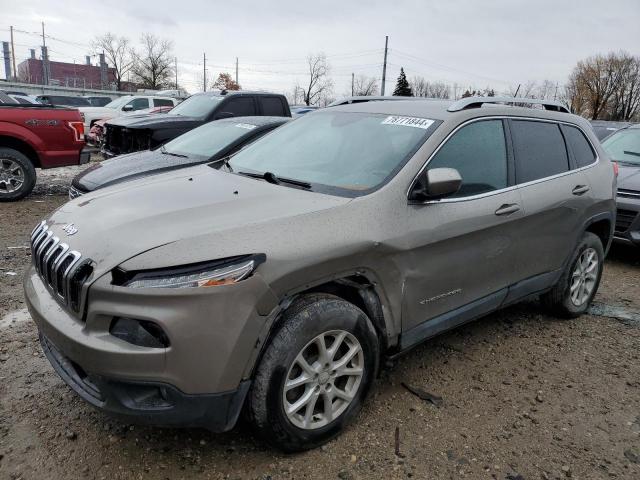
[612,161,619,177]
[68,122,85,142]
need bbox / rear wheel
[541,232,604,318]
[247,294,379,452]
[0,148,36,202]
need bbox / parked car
[9,94,41,105]
[83,96,112,107]
[78,95,180,131]
[24,97,615,451]
[0,93,87,201]
[102,90,291,157]
[590,120,634,141]
[35,95,92,107]
[600,124,640,246]
[70,116,289,197]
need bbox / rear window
[153,98,175,108]
[260,97,286,116]
[511,120,569,184]
[563,126,596,168]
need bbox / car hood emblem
[62,223,78,236]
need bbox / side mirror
[409,167,462,202]
[214,111,234,120]
[122,105,134,112]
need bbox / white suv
[78,95,179,130]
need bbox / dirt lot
[1,169,639,480]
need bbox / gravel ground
[1,168,639,480]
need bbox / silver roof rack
[447,96,570,114]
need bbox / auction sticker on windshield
[235,123,257,130]
[381,116,434,129]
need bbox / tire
[246,293,379,452]
[541,232,604,318]
[0,148,36,202]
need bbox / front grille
[30,221,92,314]
[618,188,640,199]
[615,208,638,234]
[103,125,151,156]
[68,185,84,199]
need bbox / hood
[618,163,640,191]
[72,150,206,191]
[78,106,116,116]
[45,165,349,279]
[107,114,200,130]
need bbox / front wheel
[541,232,604,318]
[0,148,36,202]
[246,294,379,452]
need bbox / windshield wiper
[160,145,188,158]
[237,170,311,189]
[623,150,640,158]
[209,155,233,172]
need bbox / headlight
[116,255,265,289]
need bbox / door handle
[572,185,590,195]
[495,203,520,216]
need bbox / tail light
[612,161,619,177]
[68,122,85,142]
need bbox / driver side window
[428,119,508,198]
[126,98,150,111]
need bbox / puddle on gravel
[0,308,31,329]
[589,302,640,326]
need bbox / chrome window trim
[407,115,601,204]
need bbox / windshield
[104,96,133,109]
[163,121,258,160]
[169,94,222,118]
[229,111,438,196]
[602,128,640,165]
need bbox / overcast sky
[1,0,639,97]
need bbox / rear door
[217,97,257,118]
[510,119,592,280]
[259,96,288,116]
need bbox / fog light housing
[109,317,170,348]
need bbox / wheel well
[303,275,389,353]
[0,135,40,167]
[586,218,611,249]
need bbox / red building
[17,58,125,90]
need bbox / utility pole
[513,83,521,97]
[203,52,206,92]
[235,57,238,86]
[351,72,354,96]
[10,26,17,81]
[380,35,389,96]
[175,57,178,89]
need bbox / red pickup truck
[0,92,88,201]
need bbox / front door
[400,119,524,344]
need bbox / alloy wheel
[283,330,364,430]
[0,159,25,194]
[570,247,599,306]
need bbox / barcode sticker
[381,116,434,129]
[235,123,257,130]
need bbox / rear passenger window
[223,98,256,116]
[153,98,174,108]
[511,120,569,183]
[563,125,596,168]
[260,97,285,116]
[126,98,149,111]
[427,119,508,197]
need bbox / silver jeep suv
[24,97,616,451]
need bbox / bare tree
[608,53,640,120]
[410,76,451,99]
[91,33,134,91]
[302,53,333,106]
[352,75,378,96]
[131,34,175,90]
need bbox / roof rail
[447,96,570,114]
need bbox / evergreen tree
[393,68,413,96]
